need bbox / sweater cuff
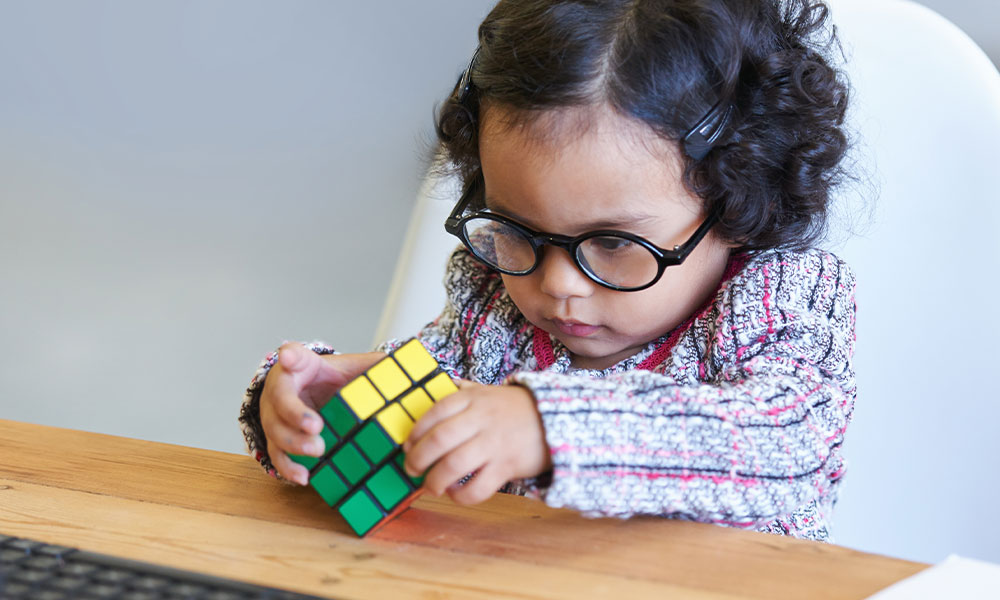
[238,341,337,479]
[506,371,590,511]
[507,370,679,517]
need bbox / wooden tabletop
[0,419,926,599]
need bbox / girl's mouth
[552,319,601,337]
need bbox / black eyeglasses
[444,175,717,292]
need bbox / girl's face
[479,105,733,370]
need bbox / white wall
[0,0,496,453]
[917,0,1000,67]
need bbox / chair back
[827,0,1000,563]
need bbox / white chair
[374,0,1000,564]
[825,0,1000,564]
[372,162,461,345]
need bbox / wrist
[511,383,553,475]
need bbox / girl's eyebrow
[484,194,661,231]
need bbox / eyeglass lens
[462,217,660,288]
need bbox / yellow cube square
[339,376,384,420]
[424,372,459,401]
[394,339,438,381]
[400,387,434,421]
[367,357,411,401]
[375,403,414,445]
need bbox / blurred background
[1,0,997,565]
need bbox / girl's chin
[562,340,637,371]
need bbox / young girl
[239,0,855,542]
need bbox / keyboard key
[130,575,170,590]
[0,581,34,597]
[61,562,98,577]
[47,575,89,591]
[93,567,134,584]
[11,567,50,584]
[172,582,208,595]
[85,583,123,598]
[0,549,28,563]
[35,544,75,558]
[119,591,162,600]
[205,590,251,600]
[5,539,42,553]
[23,555,62,570]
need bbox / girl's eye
[591,237,633,252]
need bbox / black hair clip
[457,46,481,104]
[683,101,734,160]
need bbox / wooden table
[0,419,926,599]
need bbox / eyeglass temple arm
[444,174,483,235]
[667,212,720,263]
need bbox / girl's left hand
[402,382,552,505]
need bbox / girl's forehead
[479,104,700,234]
[480,102,677,162]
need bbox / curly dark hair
[435,0,851,251]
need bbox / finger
[263,379,323,437]
[420,435,489,496]
[269,447,310,486]
[270,347,388,432]
[261,404,326,457]
[298,350,387,408]
[447,460,509,506]
[403,399,477,478]
[403,392,472,452]
[267,345,326,434]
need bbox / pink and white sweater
[239,246,857,542]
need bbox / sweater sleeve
[509,250,857,526]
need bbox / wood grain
[0,419,927,599]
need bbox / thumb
[276,345,387,406]
[276,342,333,394]
[276,342,312,374]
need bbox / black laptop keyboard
[0,533,330,599]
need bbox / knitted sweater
[239,246,857,542]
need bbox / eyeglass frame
[444,174,719,292]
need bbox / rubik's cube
[287,338,458,536]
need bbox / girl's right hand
[259,342,385,485]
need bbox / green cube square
[366,463,412,511]
[288,452,319,470]
[310,463,349,507]
[395,452,425,486]
[338,489,385,536]
[332,442,369,486]
[321,396,357,437]
[354,421,394,464]
[319,426,338,457]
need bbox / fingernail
[305,436,325,455]
[301,413,321,433]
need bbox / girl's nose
[536,246,594,299]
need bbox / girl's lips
[552,319,601,337]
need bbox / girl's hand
[402,382,552,505]
[259,343,384,485]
